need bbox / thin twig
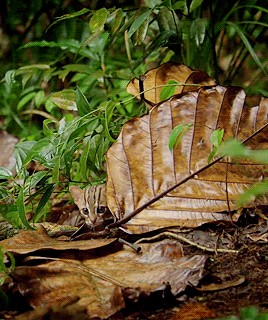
[118,238,142,253]
[134,231,239,253]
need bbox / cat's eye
[82,208,89,215]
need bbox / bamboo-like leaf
[50,90,76,111]
[16,187,34,229]
[80,138,91,178]
[75,87,90,116]
[210,129,224,147]
[169,123,193,150]
[190,18,207,47]
[23,138,53,165]
[109,8,124,36]
[17,92,36,111]
[225,22,267,75]
[237,180,268,206]
[43,119,56,137]
[128,9,152,38]
[33,184,55,222]
[219,139,268,164]
[21,40,94,59]
[47,8,89,30]
[0,167,13,179]
[189,0,205,12]
[89,8,108,33]
[160,80,179,101]
[173,1,187,11]
[134,16,150,45]
[157,7,179,33]
[52,155,61,184]
[25,171,48,192]
[104,101,117,142]
[208,129,224,163]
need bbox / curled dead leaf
[127,63,216,108]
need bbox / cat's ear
[69,186,83,203]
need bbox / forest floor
[0,206,267,320]
[111,215,268,320]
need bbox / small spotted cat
[69,184,112,227]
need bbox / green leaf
[128,9,152,38]
[52,155,61,183]
[160,80,179,100]
[80,138,91,178]
[0,204,21,228]
[169,123,193,150]
[219,139,268,164]
[238,180,268,206]
[16,187,34,229]
[50,90,76,111]
[0,288,8,309]
[109,8,124,36]
[25,171,48,191]
[240,306,259,319]
[157,7,179,33]
[23,138,53,165]
[103,101,117,142]
[75,87,90,116]
[33,184,55,222]
[34,90,45,108]
[43,119,57,137]
[225,22,267,75]
[89,8,108,33]
[14,141,36,172]
[189,0,205,12]
[190,18,207,47]
[0,167,13,179]
[17,92,36,111]
[4,70,16,88]
[0,249,8,274]
[134,15,150,45]
[59,64,91,81]
[68,118,98,142]
[173,1,187,11]
[47,8,89,30]
[21,40,93,59]
[210,129,224,148]
[219,139,250,158]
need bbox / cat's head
[69,186,98,225]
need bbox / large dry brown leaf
[106,83,268,232]
[12,239,206,319]
[127,63,216,108]
[0,226,117,254]
[14,260,125,319]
